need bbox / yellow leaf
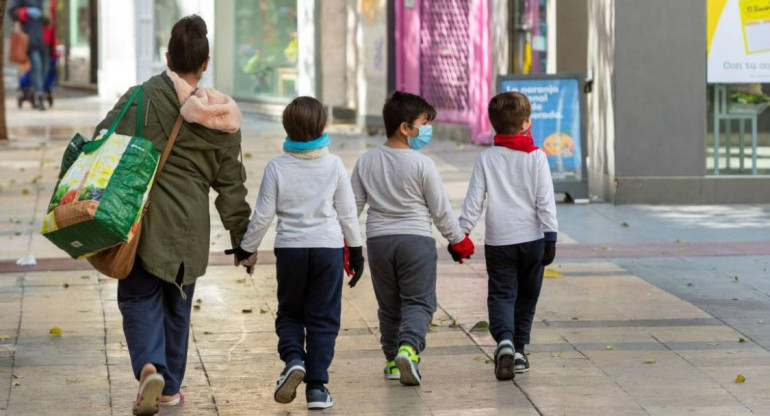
[0,335,10,341]
[643,359,656,364]
[605,345,614,350]
[735,374,746,383]
[49,327,62,337]
[21,188,30,196]
[244,153,253,159]
[473,355,486,362]
[544,268,563,278]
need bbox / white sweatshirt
[240,153,363,251]
[459,146,558,246]
[351,145,465,243]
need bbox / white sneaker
[494,340,515,380]
[514,352,530,373]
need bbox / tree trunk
[0,0,9,141]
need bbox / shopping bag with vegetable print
[40,86,159,261]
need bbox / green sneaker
[384,360,400,380]
[395,345,421,386]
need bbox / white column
[297,0,319,97]
[355,0,388,126]
[320,0,349,107]
[97,0,138,98]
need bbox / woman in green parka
[94,16,251,415]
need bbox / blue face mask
[408,125,433,150]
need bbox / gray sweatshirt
[241,153,362,251]
[351,144,465,244]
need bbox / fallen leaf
[21,188,30,195]
[605,345,614,350]
[236,278,246,284]
[11,379,20,387]
[544,268,563,278]
[448,318,460,328]
[0,334,10,341]
[193,305,201,311]
[734,275,739,282]
[571,317,580,321]
[643,359,656,364]
[244,153,253,159]
[687,282,694,287]
[735,374,746,383]
[708,342,720,346]
[601,245,612,251]
[470,321,489,332]
[203,331,212,335]
[260,308,269,314]
[739,337,747,343]
[429,321,440,328]
[196,299,203,304]
[63,283,70,289]
[473,355,486,362]
[80,275,90,279]
[49,327,62,337]
[551,351,562,358]
[621,222,629,228]
[242,308,253,314]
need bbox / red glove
[448,235,475,264]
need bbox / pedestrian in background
[458,91,558,381]
[10,0,47,110]
[350,91,474,386]
[230,96,365,410]
[94,15,252,415]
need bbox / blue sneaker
[306,386,333,409]
[274,359,305,404]
[395,345,421,386]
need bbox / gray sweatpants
[367,234,438,361]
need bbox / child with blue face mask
[350,91,474,386]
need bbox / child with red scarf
[458,91,558,381]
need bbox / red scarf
[494,134,539,153]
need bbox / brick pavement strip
[1,261,768,415]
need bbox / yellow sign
[739,0,770,54]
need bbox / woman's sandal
[132,373,165,416]
[160,392,185,407]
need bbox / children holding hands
[231,89,555,405]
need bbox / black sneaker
[274,359,305,404]
[514,352,530,374]
[306,386,333,409]
[494,340,515,380]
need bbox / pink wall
[395,0,492,144]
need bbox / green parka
[94,73,251,287]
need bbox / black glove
[224,246,254,263]
[543,242,556,266]
[347,246,365,288]
[447,245,463,262]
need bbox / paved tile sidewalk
[1,95,769,415]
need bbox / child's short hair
[282,96,327,142]
[488,92,531,134]
[382,91,437,138]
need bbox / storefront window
[154,0,182,62]
[706,0,770,175]
[233,0,298,101]
[511,0,549,74]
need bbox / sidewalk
[1,94,770,415]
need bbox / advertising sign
[497,75,587,198]
[708,0,770,83]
